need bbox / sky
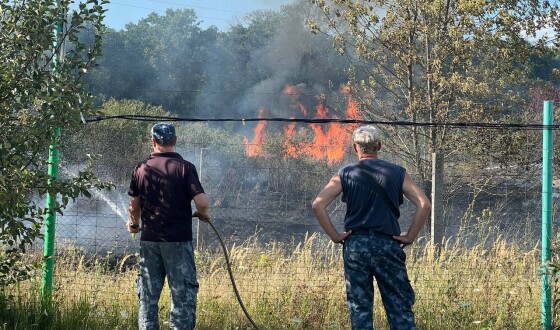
[102,0,296,31]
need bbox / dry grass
[0,233,545,329]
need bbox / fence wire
[11,118,560,329]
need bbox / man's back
[128,123,209,330]
[312,125,430,330]
[339,159,406,236]
[129,151,204,242]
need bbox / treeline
[82,0,560,184]
[84,1,352,118]
[3,0,560,288]
[84,1,560,121]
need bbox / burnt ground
[52,178,553,256]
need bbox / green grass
[0,234,547,329]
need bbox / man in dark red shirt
[128,123,210,330]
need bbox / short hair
[154,136,177,147]
[151,123,177,147]
[352,125,381,153]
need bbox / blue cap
[151,123,176,141]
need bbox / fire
[283,84,308,116]
[283,117,298,158]
[304,103,352,164]
[283,85,300,96]
[245,84,363,165]
[296,103,308,116]
[243,107,267,157]
[342,85,360,121]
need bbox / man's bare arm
[128,196,142,233]
[312,174,352,243]
[192,193,210,221]
[393,173,431,246]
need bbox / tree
[0,0,109,285]
[63,98,172,184]
[85,9,220,116]
[308,0,559,185]
[85,2,352,120]
[307,0,560,243]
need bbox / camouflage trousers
[343,232,416,330]
[138,241,199,330]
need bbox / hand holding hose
[127,222,141,239]
[127,222,141,233]
[192,211,210,222]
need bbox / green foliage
[0,236,543,329]
[86,8,220,115]
[308,0,560,184]
[85,1,351,118]
[64,98,171,184]
[0,0,109,286]
[176,122,246,153]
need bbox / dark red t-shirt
[128,152,205,242]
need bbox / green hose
[204,219,260,330]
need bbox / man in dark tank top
[312,125,431,330]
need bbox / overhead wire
[143,0,243,14]
[110,1,231,22]
[83,114,560,130]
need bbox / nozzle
[130,224,139,239]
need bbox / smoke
[195,0,350,125]
[241,16,318,116]
[53,164,135,253]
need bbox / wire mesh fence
[6,117,558,329]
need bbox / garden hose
[204,219,261,330]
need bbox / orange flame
[297,103,308,116]
[245,84,363,165]
[283,117,299,158]
[306,103,351,164]
[283,85,300,96]
[343,88,360,120]
[342,85,361,135]
[243,107,267,157]
[284,84,308,116]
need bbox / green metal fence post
[41,128,61,300]
[542,100,554,330]
[41,2,64,302]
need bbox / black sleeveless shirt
[338,159,405,236]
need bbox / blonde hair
[352,125,381,153]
